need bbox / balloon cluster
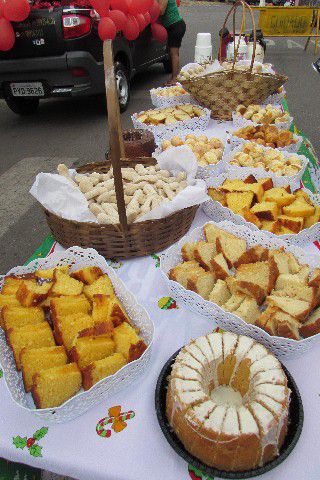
[94,0,167,43]
[0,0,30,51]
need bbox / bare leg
[169,46,180,83]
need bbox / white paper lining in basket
[202,170,320,246]
[223,144,309,186]
[152,130,227,179]
[262,90,286,105]
[160,220,320,359]
[150,86,198,108]
[131,107,211,142]
[228,133,304,154]
[232,105,293,131]
[0,247,154,423]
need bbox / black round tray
[155,349,304,479]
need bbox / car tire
[114,61,130,113]
[5,97,40,115]
[162,56,172,74]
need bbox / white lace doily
[131,108,211,142]
[150,86,198,108]
[223,144,309,185]
[202,170,320,246]
[262,91,286,105]
[232,111,293,132]
[0,247,154,423]
[228,133,304,154]
[160,220,320,359]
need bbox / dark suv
[0,6,171,115]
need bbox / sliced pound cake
[70,335,115,369]
[82,353,127,390]
[2,306,45,332]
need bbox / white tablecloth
[0,209,320,480]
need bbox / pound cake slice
[16,280,52,307]
[234,261,277,305]
[82,353,127,390]
[0,295,20,328]
[194,241,217,271]
[53,313,94,351]
[83,274,114,301]
[50,295,91,320]
[35,266,69,280]
[2,306,45,332]
[70,335,115,369]
[216,231,247,268]
[70,266,103,285]
[7,322,55,370]
[20,346,68,392]
[32,363,82,408]
[51,270,83,296]
[113,322,146,361]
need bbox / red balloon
[110,0,130,14]
[0,18,15,50]
[176,0,180,6]
[3,0,30,22]
[149,0,160,24]
[144,11,151,24]
[129,0,152,15]
[0,0,5,16]
[135,13,146,31]
[108,9,127,31]
[151,22,167,43]
[98,16,116,40]
[123,14,139,40]
[91,0,111,17]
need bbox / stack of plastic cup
[194,33,212,63]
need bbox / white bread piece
[222,293,247,312]
[274,274,316,305]
[266,295,310,322]
[216,231,247,268]
[234,297,260,324]
[181,242,197,261]
[187,271,216,300]
[210,253,231,280]
[208,279,231,306]
[299,307,320,337]
[194,241,217,271]
[273,309,301,340]
[234,260,277,305]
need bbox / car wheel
[5,97,39,115]
[115,61,130,113]
[163,56,172,74]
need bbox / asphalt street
[0,2,319,273]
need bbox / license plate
[10,82,44,97]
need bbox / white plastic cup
[194,45,212,63]
[196,33,212,48]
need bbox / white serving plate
[160,220,320,359]
[202,169,320,247]
[0,246,154,423]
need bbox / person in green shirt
[158,0,186,84]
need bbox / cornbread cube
[16,280,52,307]
[70,335,115,369]
[257,178,274,191]
[263,188,295,207]
[54,313,94,351]
[278,215,303,234]
[32,363,82,408]
[51,270,83,296]
[82,353,127,390]
[83,275,114,301]
[7,322,55,370]
[242,207,262,228]
[113,322,142,360]
[35,266,69,280]
[50,294,91,320]
[91,294,110,324]
[2,306,45,332]
[261,220,280,234]
[304,206,320,229]
[207,188,226,206]
[71,266,103,285]
[20,346,68,392]
[108,297,129,325]
[0,295,20,328]
[1,277,26,295]
[283,199,315,218]
[226,191,254,215]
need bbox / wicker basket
[180,0,288,121]
[44,157,198,259]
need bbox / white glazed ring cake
[166,332,290,471]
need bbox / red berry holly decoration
[13,427,48,457]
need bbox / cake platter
[155,349,304,479]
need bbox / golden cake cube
[113,322,143,360]
[2,306,45,332]
[81,353,127,390]
[35,265,69,280]
[50,294,91,320]
[70,335,115,369]
[53,313,94,351]
[16,280,52,307]
[51,270,84,296]
[70,266,103,285]
[83,275,114,301]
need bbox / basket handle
[218,0,256,74]
[103,40,128,232]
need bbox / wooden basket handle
[218,0,257,74]
[103,40,128,232]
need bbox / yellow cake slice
[81,353,127,390]
[35,266,69,280]
[70,335,115,369]
[16,280,52,307]
[0,295,21,328]
[32,363,82,408]
[53,313,94,351]
[51,270,83,296]
[50,294,91,320]
[113,322,146,361]
[83,275,114,301]
[70,266,103,285]
[20,346,68,392]
[2,306,45,332]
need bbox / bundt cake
[166,332,290,472]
